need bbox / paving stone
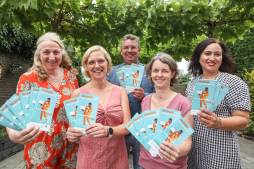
[242,158,253,164]
[245,157,254,163]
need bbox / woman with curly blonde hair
[7,32,79,169]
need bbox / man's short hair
[121,34,140,48]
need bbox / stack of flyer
[0,87,59,131]
[115,63,145,93]
[63,93,99,135]
[125,108,194,157]
[191,79,230,115]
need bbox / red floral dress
[16,69,79,169]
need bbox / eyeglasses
[122,46,138,50]
[86,59,106,66]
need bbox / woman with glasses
[67,45,131,169]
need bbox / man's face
[121,39,140,65]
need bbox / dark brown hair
[188,38,237,77]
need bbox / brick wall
[0,135,24,162]
[0,51,31,106]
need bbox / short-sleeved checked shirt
[186,72,251,169]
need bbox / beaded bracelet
[216,117,222,129]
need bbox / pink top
[76,85,129,169]
[139,93,192,169]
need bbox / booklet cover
[29,87,40,113]
[19,91,31,125]
[124,65,132,84]
[125,63,145,94]
[74,94,100,134]
[115,67,126,88]
[210,84,230,112]
[29,88,59,131]
[126,113,149,150]
[149,116,194,157]
[7,94,26,127]
[133,113,150,150]
[0,113,22,131]
[0,101,25,129]
[63,98,79,127]
[209,82,222,111]
[142,109,160,142]
[191,79,217,115]
[155,108,181,137]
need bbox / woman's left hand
[85,123,108,138]
[197,108,220,128]
[159,141,180,163]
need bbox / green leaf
[182,2,192,11]
[43,8,55,18]
[145,18,149,28]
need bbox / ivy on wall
[0,23,85,85]
[227,28,254,78]
[0,22,37,65]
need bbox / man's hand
[132,87,145,101]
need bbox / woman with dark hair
[186,38,250,169]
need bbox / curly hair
[145,52,180,86]
[81,45,112,78]
[188,38,236,77]
[30,32,78,80]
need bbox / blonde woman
[7,32,79,168]
[67,45,131,169]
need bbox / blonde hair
[145,52,180,86]
[30,32,78,80]
[82,45,112,78]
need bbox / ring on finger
[28,139,31,143]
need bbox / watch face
[109,127,113,134]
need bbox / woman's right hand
[67,127,83,142]
[159,141,180,163]
[7,125,42,145]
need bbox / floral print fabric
[16,69,79,169]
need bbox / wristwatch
[107,126,113,138]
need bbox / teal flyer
[126,113,149,150]
[210,82,222,111]
[115,67,126,88]
[74,93,100,134]
[155,108,181,137]
[0,101,25,129]
[133,113,149,150]
[0,112,22,131]
[63,98,79,127]
[142,109,160,143]
[149,116,194,157]
[7,94,26,127]
[124,65,132,84]
[191,79,216,115]
[19,91,31,125]
[29,87,40,113]
[211,84,230,112]
[29,88,59,131]
[125,63,145,94]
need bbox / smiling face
[199,43,222,75]
[39,40,62,73]
[85,51,108,80]
[121,39,140,65]
[151,60,175,89]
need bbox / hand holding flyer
[74,93,100,135]
[125,108,194,158]
[191,79,230,115]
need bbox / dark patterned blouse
[186,72,251,169]
[16,69,79,169]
